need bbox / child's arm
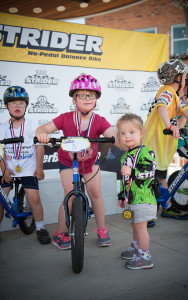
[33,145,45,180]
[0,159,15,183]
[178,115,187,129]
[35,121,57,143]
[103,126,128,150]
[158,106,179,139]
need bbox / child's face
[179,71,187,97]
[118,120,143,149]
[75,90,97,113]
[6,101,26,119]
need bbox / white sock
[35,221,44,231]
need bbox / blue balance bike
[0,137,35,234]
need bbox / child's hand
[2,169,15,184]
[121,165,131,176]
[171,126,180,139]
[33,168,45,180]
[118,200,125,208]
[36,134,50,144]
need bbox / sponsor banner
[0,61,163,174]
[0,13,168,175]
[0,13,168,71]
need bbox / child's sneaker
[94,227,111,247]
[36,229,51,244]
[52,230,71,249]
[161,206,188,220]
[121,242,137,260]
[147,220,156,227]
[125,254,154,270]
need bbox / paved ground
[0,208,188,300]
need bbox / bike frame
[157,161,188,207]
[0,178,32,227]
[63,152,89,231]
[157,128,188,207]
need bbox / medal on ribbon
[123,209,132,220]
[10,118,25,173]
[15,165,22,173]
[123,145,142,220]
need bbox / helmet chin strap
[8,110,26,121]
[75,100,96,116]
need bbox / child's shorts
[128,203,157,224]
[0,176,39,190]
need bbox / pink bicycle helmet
[69,74,101,98]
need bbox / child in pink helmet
[36,74,118,249]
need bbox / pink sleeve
[98,115,112,135]
[52,114,64,130]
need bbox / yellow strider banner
[0,13,168,71]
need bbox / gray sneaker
[121,243,137,260]
[125,254,154,270]
[52,230,71,250]
[94,227,111,247]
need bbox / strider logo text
[0,25,103,55]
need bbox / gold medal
[15,165,22,173]
[123,209,132,220]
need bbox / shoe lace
[60,233,71,242]
[131,254,141,261]
[94,227,108,238]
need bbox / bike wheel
[71,197,84,273]
[18,187,36,234]
[168,170,188,211]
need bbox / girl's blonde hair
[117,113,145,140]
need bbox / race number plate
[61,137,90,152]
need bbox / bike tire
[18,187,36,234]
[71,197,84,273]
[168,170,188,211]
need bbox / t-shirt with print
[53,111,111,174]
[143,85,188,171]
[119,145,157,205]
[0,118,38,177]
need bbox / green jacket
[119,145,157,205]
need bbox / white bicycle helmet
[157,59,187,84]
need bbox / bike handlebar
[163,128,188,136]
[34,136,115,145]
[0,136,24,145]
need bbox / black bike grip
[163,129,173,135]
[100,137,115,143]
[90,137,115,143]
[34,136,62,145]
[0,136,24,144]
[34,137,39,144]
